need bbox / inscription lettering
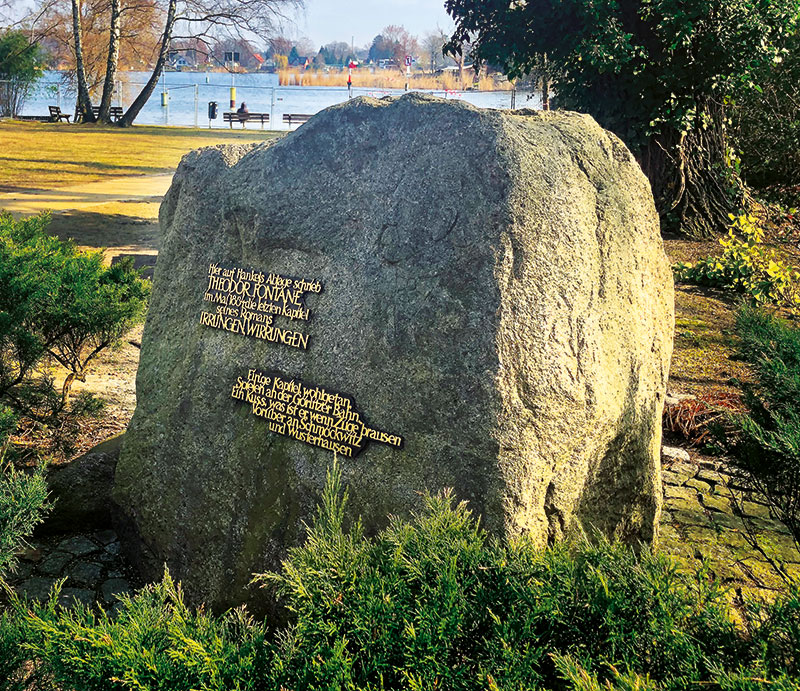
[232,369,403,457]
[199,263,322,349]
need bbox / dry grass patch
[664,238,754,397]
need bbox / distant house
[214,40,263,71]
[169,54,192,70]
[168,45,208,70]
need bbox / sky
[288,0,454,49]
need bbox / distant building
[213,40,263,70]
[169,42,210,70]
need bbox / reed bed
[276,69,510,91]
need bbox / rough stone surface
[38,551,72,576]
[101,578,131,604]
[660,446,800,594]
[57,536,100,557]
[59,588,95,608]
[4,529,139,611]
[68,561,103,586]
[17,577,57,601]
[662,445,691,463]
[43,435,122,533]
[113,93,674,609]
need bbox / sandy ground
[0,173,173,214]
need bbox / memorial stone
[113,93,674,609]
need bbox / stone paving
[660,446,800,594]
[4,529,137,611]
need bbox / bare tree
[97,0,120,121]
[380,24,418,72]
[70,0,95,120]
[118,0,299,126]
[421,28,450,73]
[266,34,292,56]
[15,0,162,121]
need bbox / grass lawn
[0,121,282,191]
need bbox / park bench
[283,113,312,128]
[223,112,270,128]
[48,105,71,123]
[91,106,123,121]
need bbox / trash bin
[208,101,218,120]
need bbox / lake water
[21,71,539,129]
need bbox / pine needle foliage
[9,572,271,691]
[723,306,800,549]
[257,463,799,691]
[2,464,799,690]
[0,405,49,691]
[0,212,149,423]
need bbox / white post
[117,80,122,108]
[57,83,61,109]
[194,84,199,128]
[270,87,275,129]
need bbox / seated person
[236,102,249,125]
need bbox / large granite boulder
[113,93,674,609]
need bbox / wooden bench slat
[223,112,270,128]
[90,106,123,121]
[282,113,312,127]
[48,106,71,123]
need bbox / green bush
[0,30,43,118]
[3,465,799,690]
[13,574,270,691]
[731,27,800,194]
[0,409,49,691]
[723,306,800,552]
[0,213,149,437]
[673,213,800,310]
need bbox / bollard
[229,86,236,110]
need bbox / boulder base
[114,94,674,609]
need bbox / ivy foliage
[731,25,800,194]
[444,0,799,150]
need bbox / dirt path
[0,173,172,215]
[1,173,171,279]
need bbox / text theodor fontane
[232,369,403,457]
[199,263,322,349]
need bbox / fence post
[194,84,199,128]
[270,87,275,129]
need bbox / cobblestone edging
[5,530,136,611]
[660,447,800,592]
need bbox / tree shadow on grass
[46,207,160,256]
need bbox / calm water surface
[22,71,539,129]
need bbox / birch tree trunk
[71,0,95,122]
[98,0,121,122]
[117,0,176,127]
[541,53,550,111]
